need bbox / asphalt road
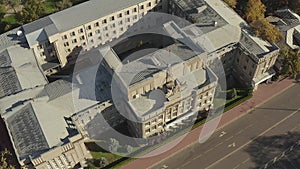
[152,83,300,169]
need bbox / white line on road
[204,148,214,154]
[236,129,244,135]
[233,164,240,169]
[204,108,300,169]
[244,124,254,130]
[225,136,234,141]
[192,154,203,160]
[215,142,223,148]
[242,158,250,164]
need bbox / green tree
[251,18,283,43]
[18,0,45,24]
[280,47,300,78]
[288,0,300,14]
[56,0,72,10]
[0,0,19,13]
[0,149,15,169]
[245,0,266,23]
[223,0,237,9]
[99,157,109,168]
[0,4,6,18]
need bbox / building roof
[0,76,105,160]
[23,0,148,46]
[0,45,47,98]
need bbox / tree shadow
[245,131,300,169]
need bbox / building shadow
[245,131,300,169]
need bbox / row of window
[145,122,163,134]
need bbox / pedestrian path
[121,78,296,169]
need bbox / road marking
[219,131,226,137]
[225,136,233,141]
[236,129,244,135]
[244,124,254,130]
[242,158,250,164]
[215,142,223,148]
[204,148,214,154]
[205,108,300,169]
[233,164,240,169]
[192,154,203,160]
[182,160,191,168]
[228,142,236,148]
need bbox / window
[146,129,150,134]
[118,13,122,18]
[80,36,85,40]
[88,32,93,37]
[151,119,157,124]
[98,36,102,40]
[158,115,163,120]
[158,122,163,127]
[37,44,42,50]
[90,39,94,43]
[103,26,108,31]
[110,16,115,21]
[111,23,116,28]
[125,10,130,15]
[113,30,116,34]
[133,15,138,20]
[151,126,157,130]
[87,25,92,30]
[78,28,84,33]
[94,22,99,27]
[40,52,45,57]
[145,122,150,126]
[120,27,124,31]
[95,29,101,34]
[102,19,107,24]
[147,2,151,7]
[70,31,75,36]
[118,20,123,25]
[133,8,137,12]
[140,5,144,9]
[127,18,130,22]
[62,35,67,40]
[72,39,77,43]
[64,42,69,47]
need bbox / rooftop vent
[16,30,23,37]
[196,5,207,14]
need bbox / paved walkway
[121,78,296,169]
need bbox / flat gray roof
[0,45,47,98]
[6,103,49,159]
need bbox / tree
[251,18,283,43]
[0,4,6,18]
[288,0,300,14]
[0,149,15,169]
[245,0,266,23]
[99,157,109,168]
[280,47,300,78]
[223,0,237,9]
[0,0,19,13]
[125,145,133,153]
[18,0,45,24]
[56,0,72,10]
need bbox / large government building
[0,0,282,168]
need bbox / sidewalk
[120,78,296,169]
